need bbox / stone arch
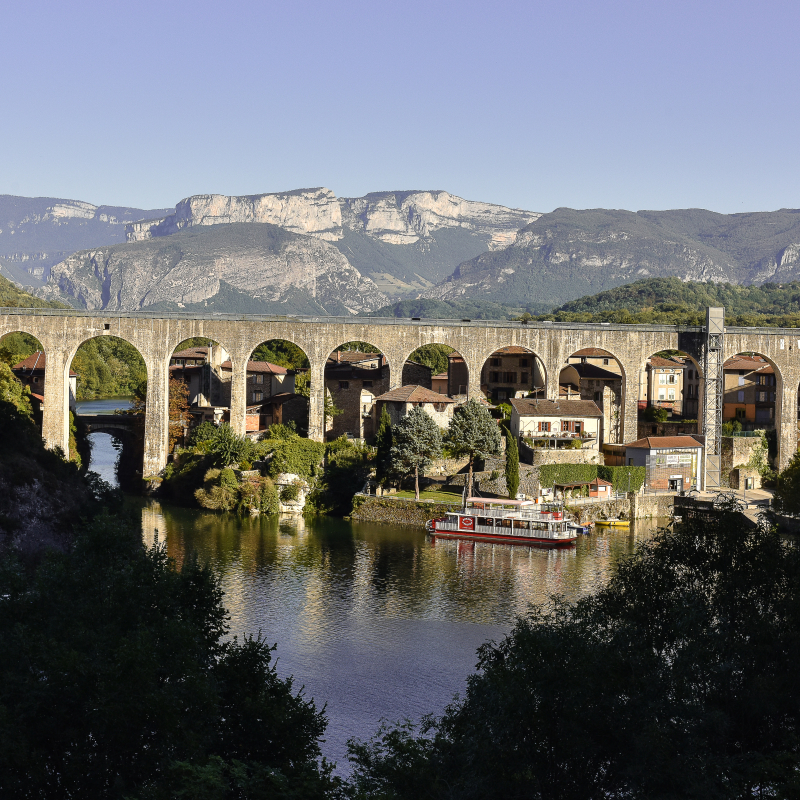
[474,344,547,404]
[401,342,470,399]
[67,334,148,469]
[640,348,704,423]
[325,340,390,441]
[242,337,313,437]
[723,350,782,431]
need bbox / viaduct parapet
[2,307,798,481]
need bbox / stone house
[722,354,775,427]
[446,352,469,399]
[624,434,704,492]
[638,354,699,417]
[13,352,77,413]
[480,345,545,402]
[372,385,456,430]
[509,398,603,451]
[559,362,621,442]
[324,351,432,440]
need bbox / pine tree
[445,398,501,496]
[374,405,393,485]
[389,407,442,500]
[505,431,519,499]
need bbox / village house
[722,354,775,427]
[509,398,603,451]
[624,434,704,492]
[480,346,545,402]
[559,355,622,442]
[324,350,431,440]
[445,352,469,399]
[371,385,456,429]
[12,352,77,413]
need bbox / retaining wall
[350,496,461,527]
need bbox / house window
[668,389,675,400]
[759,392,767,402]
[738,376,745,386]
[254,374,264,384]
[489,371,499,382]
[736,408,746,419]
[659,374,666,385]
[339,381,349,390]
[658,389,666,400]
[33,376,39,383]
[628,458,634,466]
[504,372,517,383]
[520,372,528,384]
[520,358,529,367]
[594,391,601,400]
[738,390,745,402]
[603,358,609,365]
[580,357,587,363]
[363,380,373,388]
[435,403,446,412]
[491,358,501,366]
[668,374,676,384]
[538,421,551,432]
[252,391,263,402]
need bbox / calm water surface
[75,397,133,486]
[81,405,663,770]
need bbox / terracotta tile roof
[566,363,622,380]
[432,372,448,380]
[327,351,384,364]
[220,360,287,374]
[492,346,535,355]
[509,398,602,417]
[172,347,210,358]
[169,364,203,373]
[724,355,767,370]
[374,385,456,404]
[571,347,614,357]
[13,351,77,376]
[648,356,684,368]
[625,435,703,449]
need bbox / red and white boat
[425,497,578,547]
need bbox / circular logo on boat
[459,517,475,530]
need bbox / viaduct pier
[2,307,799,485]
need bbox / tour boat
[425,497,578,546]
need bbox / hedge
[538,464,598,488]
[598,465,646,493]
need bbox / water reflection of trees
[141,501,664,627]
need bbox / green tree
[389,408,442,500]
[505,432,519,499]
[407,344,454,375]
[445,398,501,495]
[0,513,339,798]
[0,331,42,367]
[374,405,393,485]
[348,505,800,799]
[774,451,800,516]
[0,361,33,419]
[642,404,668,422]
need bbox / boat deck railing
[461,506,565,523]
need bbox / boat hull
[430,525,577,547]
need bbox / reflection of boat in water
[567,521,592,535]
[594,519,630,528]
[426,497,577,546]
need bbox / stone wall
[569,493,674,524]
[350,496,461,527]
[519,438,600,466]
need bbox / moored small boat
[594,519,630,527]
[426,498,578,546]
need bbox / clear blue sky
[1,0,797,214]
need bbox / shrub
[238,459,252,471]
[194,467,239,511]
[208,424,251,468]
[567,438,582,449]
[188,420,218,446]
[262,422,297,441]
[238,476,279,515]
[642,405,668,422]
[280,483,300,503]
[267,438,325,481]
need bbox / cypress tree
[505,431,519,499]
[374,405,393,485]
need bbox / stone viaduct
[2,307,799,482]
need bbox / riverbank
[350,495,462,526]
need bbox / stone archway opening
[723,352,777,433]
[640,349,702,425]
[245,339,311,438]
[1,330,46,427]
[478,346,546,405]
[559,347,624,445]
[325,341,389,441]
[406,344,466,399]
[70,334,148,484]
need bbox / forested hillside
[0,274,66,308]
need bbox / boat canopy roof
[465,497,535,507]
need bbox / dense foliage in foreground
[348,507,800,799]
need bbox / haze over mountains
[2,188,799,317]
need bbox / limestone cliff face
[126,188,343,243]
[126,188,538,249]
[44,223,387,315]
[339,191,539,247]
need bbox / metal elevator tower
[703,307,725,490]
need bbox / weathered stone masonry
[2,308,798,480]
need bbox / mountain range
[3,189,800,316]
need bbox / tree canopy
[445,398,501,493]
[389,408,442,500]
[348,506,800,799]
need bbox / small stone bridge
[79,414,141,438]
[2,307,799,480]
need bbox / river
[80,399,664,771]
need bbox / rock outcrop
[43,223,388,315]
[126,188,539,248]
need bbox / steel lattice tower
[703,307,725,490]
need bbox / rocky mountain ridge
[421,207,800,309]
[125,188,539,248]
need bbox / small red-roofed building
[624,434,704,492]
[372,385,456,429]
[12,351,77,412]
